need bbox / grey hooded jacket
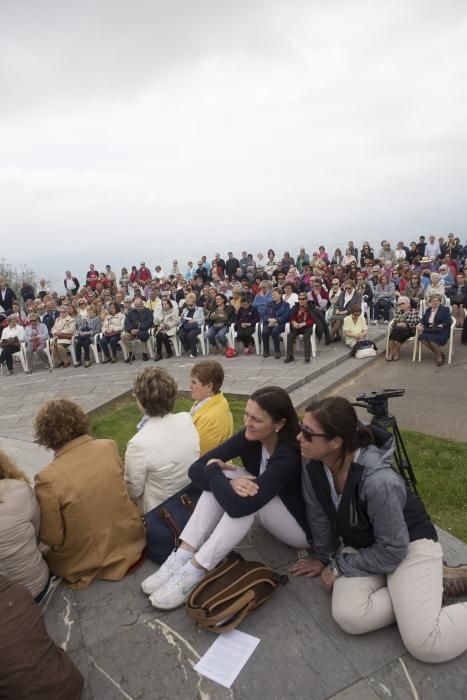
[302,433,435,577]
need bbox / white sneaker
[149,563,205,610]
[141,550,184,595]
[384,320,389,325]
[370,319,377,325]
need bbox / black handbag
[143,482,202,564]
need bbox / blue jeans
[262,323,285,353]
[100,333,121,358]
[207,325,229,348]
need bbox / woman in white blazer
[124,368,200,513]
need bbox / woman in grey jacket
[291,397,467,664]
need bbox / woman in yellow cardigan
[190,360,233,454]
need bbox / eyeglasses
[299,422,328,442]
[298,296,308,300]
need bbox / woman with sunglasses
[291,397,467,664]
[142,386,310,610]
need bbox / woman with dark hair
[206,293,235,354]
[359,243,374,267]
[34,399,145,589]
[292,397,467,664]
[143,386,310,610]
[235,294,260,354]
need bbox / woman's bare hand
[230,476,258,497]
[289,557,325,578]
[206,459,237,470]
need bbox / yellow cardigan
[192,392,234,455]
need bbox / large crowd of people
[0,357,466,698]
[1,236,467,696]
[1,235,466,375]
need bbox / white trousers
[332,539,467,664]
[180,489,309,571]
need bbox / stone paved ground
[1,329,466,699]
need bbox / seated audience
[417,293,452,366]
[342,304,367,349]
[372,273,396,324]
[121,296,153,362]
[51,306,76,367]
[262,287,290,359]
[154,297,179,360]
[425,273,446,304]
[0,450,50,600]
[190,360,234,454]
[284,292,316,364]
[100,300,125,363]
[124,368,200,512]
[292,396,467,664]
[177,292,205,358]
[24,313,50,373]
[34,399,145,589]
[447,271,467,328]
[387,296,419,360]
[234,294,260,354]
[329,280,362,341]
[0,314,25,375]
[206,293,235,354]
[74,304,101,368]
[141,386,310,609]
[0,574,83,699]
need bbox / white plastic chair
[412,317,456,364]
[150,327,180,357]
[22,338,54,372]
[70,335,100,366]
[281,322,317,359]
[230,322,262,355]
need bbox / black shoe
[74,363,81,368]
[142,353,149,361]
[102,358,111,364]
[166,351,173,358]
[304,357,311,363]
[124,357,131,363]
[284,356,294,363]
[262,352,270,358]
[274,352,281,359]
[154,354,162,362]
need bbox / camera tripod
[354,390,418,495]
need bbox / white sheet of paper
[193,629,260,688]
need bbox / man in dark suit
[0,279,16,313]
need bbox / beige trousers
[332,539,467,663]
[120,332,148,355]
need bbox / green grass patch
[90,396,467,542]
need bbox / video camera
[355,389,404,420]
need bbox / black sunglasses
[299,422,328,442]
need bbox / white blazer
[124,413,200,513]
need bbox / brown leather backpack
[186,552,288,633]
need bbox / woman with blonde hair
[0,450,50,600]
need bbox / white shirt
[2,324,25,342]
[124,412,200,513]
[283,292,298,308]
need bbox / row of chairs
[385,316,458,364]
[8,321,318,374]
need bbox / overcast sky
[1,0,467,282]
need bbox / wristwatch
[329,557,342,578]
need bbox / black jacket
[188,430,310,540]
[124,307,154,333]
[0,287,16,313]
[225,258,240,278]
